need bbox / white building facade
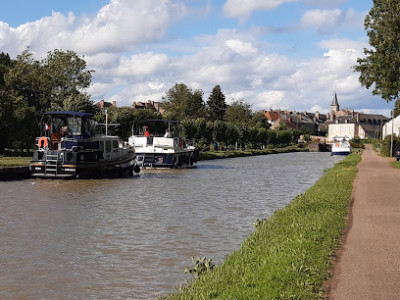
[328,123,357,141]
[382,115,400,139]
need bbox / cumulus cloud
[301,8,365,34]
[317,38,366,52]
[0,0,186,57]
[304,0,347,9]
[69,0,185,54]
[223,0,297,20]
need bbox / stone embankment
[0,166,30,180]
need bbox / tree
[0,52,12,88]
[163,83,206,120]
[224,98,252,126]
[56,94,97,113]
[251,111,271,129]
[43,49,92,108]
[354,0,400,102]
[2,49,94,150]
[207,85,226,121]
[5,49,93,118]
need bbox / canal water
[0,152,343,299]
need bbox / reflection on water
[0,152,343,299]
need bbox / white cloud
[0,0,186,57]
[301,9,342,28]
[69,0,185,54]
[225,39,257,54]
[116,53,168,77]
[304,0,347,9]
[317,38,366,52]
[223,0,297,20]
[301,8,365,34]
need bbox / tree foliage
[5,49,93,117]
[224,99,252,126]
[163,83,206,120]
[0,49,95,152]
[354,0,400,102]
[207,85,226,121]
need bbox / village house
[131,100,164,114]
[263,93,388,140]
[263,109,328,135]
[326,93,388,141]
[382,114,400,139]
[95,100,117,111]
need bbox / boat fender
[38,136,48,148]
[133,165,141,173]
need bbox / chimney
[112,101,117,107]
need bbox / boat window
[105,140,112,153]
[67,116,82,135]
[99,141,104,152]
[49,117,66,133]
[112,140,119,149]
[84,119,97,138]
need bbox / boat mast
[105,108,108,136]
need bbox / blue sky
[0,0,393,116]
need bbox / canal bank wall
[0,166,31,180]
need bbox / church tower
[330,92,339,119]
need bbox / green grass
[167,153,361,300]
[392,160,400,169]
[0,156,31,167]
[199,145,307,160]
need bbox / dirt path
[327,145,400,299]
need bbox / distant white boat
[128,120,199,169]
[331,136,351,156]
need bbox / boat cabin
[39,111,98,151]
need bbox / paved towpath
[328,145,400,299]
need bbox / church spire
[330,92,339,113]
[331,92,338,106]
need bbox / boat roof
[44,111,94,118]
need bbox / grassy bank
[392,160,400,169]
[167,153,361,299]
[199,145,308,160]
[0,156,31,167]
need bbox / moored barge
[30,111,140,178]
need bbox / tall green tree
[251,111,271,129]
[5,49,93,118]
[2,49,94,151]
[59,94,97,113]
[0,52,12,88]
[224,98,252,126]
[207,85,226,121]
[43,49,92,108]
[354,0,400,102]
[163,83,206,120]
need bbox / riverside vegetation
[166,153,361,299]
[0,156,31,167]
